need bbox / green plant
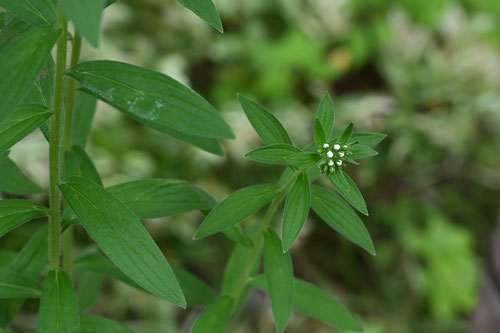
[0,1,385,332]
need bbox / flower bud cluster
[316,142,350,175]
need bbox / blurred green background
[3,0,500,332]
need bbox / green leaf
[316,92,334,138]
[76,272,104,312]
[0,158,41,195]
[61,0,104,48]
[0,151,8,164]
[178,0,223,33]
[263,229,294,333]
[0,0,57,26]
[337,122,354,146]
[349,132,386,148]
[194,185,281,239]
[0,252,15,269]
[311,185,374,255]
[238,94,292,146]
[313,118,327,146]
[171,265,216,306]
[0,104,51,152]
[24,58,55,109]
[67,60,234,140]
[0,200,48,238]
[0,269,41,299]
[350,144,378,159]
[282,172,311,252]
[64,145,102,185]
[71,91,97,147]
[285,152,321,168]
[245,144,301,165]
[0,27,60,122]
[59,177,186,307]
[223,225,253,248]
[190,296,233,333]
[328,171,368,216]
[81,315,134,333]
[0,18,34,53]
[0,226,48,327]
[252,275,363,331]
[38,270,80,332]
[108,179,216,220]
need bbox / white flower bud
[343,145,348,149]
[336,160,342,166]
[323,143,330,148]
[328,160,334,166]
[339,152,345,157]
[326,151,333,158]
[329,167,334,173]
[333,144,341,150]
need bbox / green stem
[48,6,68,271]
[231,173,298,302]
[61,33,82,274]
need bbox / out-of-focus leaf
[350,145,378,159]
[0,18,33,53]
[64,145,102,185]
[0,152,7,164]
[313,118,327,146]
[81,315,134,333]
[0,104,51,152]
[190,296,233,333]
[0,0,57,26]
[285,152,321,168]
[178,0,223,33]
[67,61,234,140]
[59,177,186,307]
[0,269,41,298]
[61,0,104,47]
[71,91,97,147]
[171,265,216,306]
[328,171,368,216]
[0,27,59,122]
[107,179,216,219]
[76,271,104,312]
[194,185,281,239]
[238,94,292,146]
[245,144,301,165]
[24,58,55,109]
[252,275,363,331]
[0,252,15,269]
[263,229,294,333]
[223,225,253,248]
[38,270,80,332]
[316,92,334,138]
[311,185,374,255]
[0,200,48,238]
[282,172,311,252]
[0,158,41,195]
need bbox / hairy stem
[62,33,82,273]
[231,172,298,303]
[48,6,68,271]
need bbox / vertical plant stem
[231,173,298,303]
[62,33,82,274]
[48,6,68,271]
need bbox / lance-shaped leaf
[311,185,374,255]
[0,200,48,238]
[59,177,186,307]
[337,122,354,146]
[81,315,134,333]
[223,225,253,248]
[38,270,80,333]
[71,91,97,147]
[0,105,51,152]
[252,275,363,331]
[171,265,216,306]
[76,272,104,312]
[178,0,223,33]
[61,0,104,47]
[0,27,60,122]
[107,179,216,219]
[0,18,34,53]
[350,145,378,159]
[0,269,41,299]
[190,296,233,333]
[285,152,321,168]
[245,144,301,165]
[0,252,15,268]
[349,132,386,148]
[328,171,368,216]
[313,118,327,146]
[238,94,292,146]
[0,0,57,26]
[194,185,281,239]
[64,145,102,185]
[263,229,294,333]
[67,61,234,140]
[316,92,334,138]
[0,158,41,195]
[282,172,311,252]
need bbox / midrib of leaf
[25,0,51,25]
[0,280,40,296]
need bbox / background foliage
[2,0,500,332]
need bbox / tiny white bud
[333,144,341,150]
[336,160,342,166]
[323,143,330,148]
[329,167,334,173]
[339,152,345,157]
[343,145,348,149]
[328,160,334,166]
[326,151,333,158]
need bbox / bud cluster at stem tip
[316,142,350,175]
